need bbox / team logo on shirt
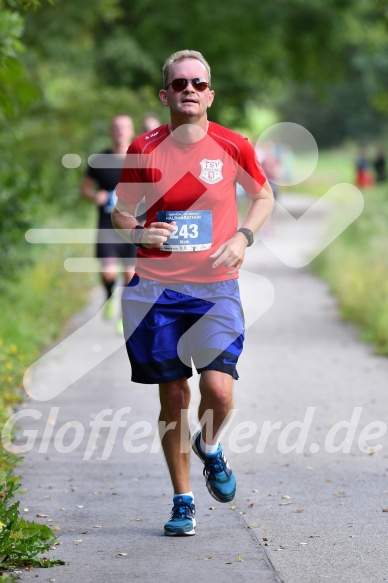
[199,159,224,184]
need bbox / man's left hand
[210,232,249,275]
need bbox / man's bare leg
[193,369,236,503]
[198,370,234,444]
[159,378,191,494]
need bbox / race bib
[157,210,212,252]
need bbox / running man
[81,115,136,320]
[112,50,273,536]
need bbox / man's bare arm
[210,179,274,274]
[238,179,274,233]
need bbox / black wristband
[130,225,145,247]
[237,227,254,247]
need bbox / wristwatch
[237,228,254,247]
[130,225,145,247]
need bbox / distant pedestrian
[81,115,136,321]
[355,147,374,188]
[373,146,386,183]
[141,112,162,133]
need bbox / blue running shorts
[121,276,245,384]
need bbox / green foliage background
[1,0,388,284]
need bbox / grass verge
[313,183,388,354]
[0,224,95,574]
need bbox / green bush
[0,473,64,572]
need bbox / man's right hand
[140,222,176,249]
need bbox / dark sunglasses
[166,78,210,92]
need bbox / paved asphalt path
[14,194,388,582]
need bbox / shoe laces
[170,501,195,520]
[203,450,228,479]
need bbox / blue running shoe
[164,495,196,536]
[192,431,236,503]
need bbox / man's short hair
[162,50,211,88]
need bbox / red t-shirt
[117,122,266,283]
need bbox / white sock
[174,491,194,502]
[200,434,219,455]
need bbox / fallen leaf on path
[36,513,47,518]
[93,525,102,528]
[248,503,254,508]
[53,526,61,531]
[293,509,304,513]
[282,495,291,500]
[230,505,237,510]
[204,556,212,560]
[383,508,388,512]
[237,556,244,562]
[279,502,293,506]
[117,552,127,556]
